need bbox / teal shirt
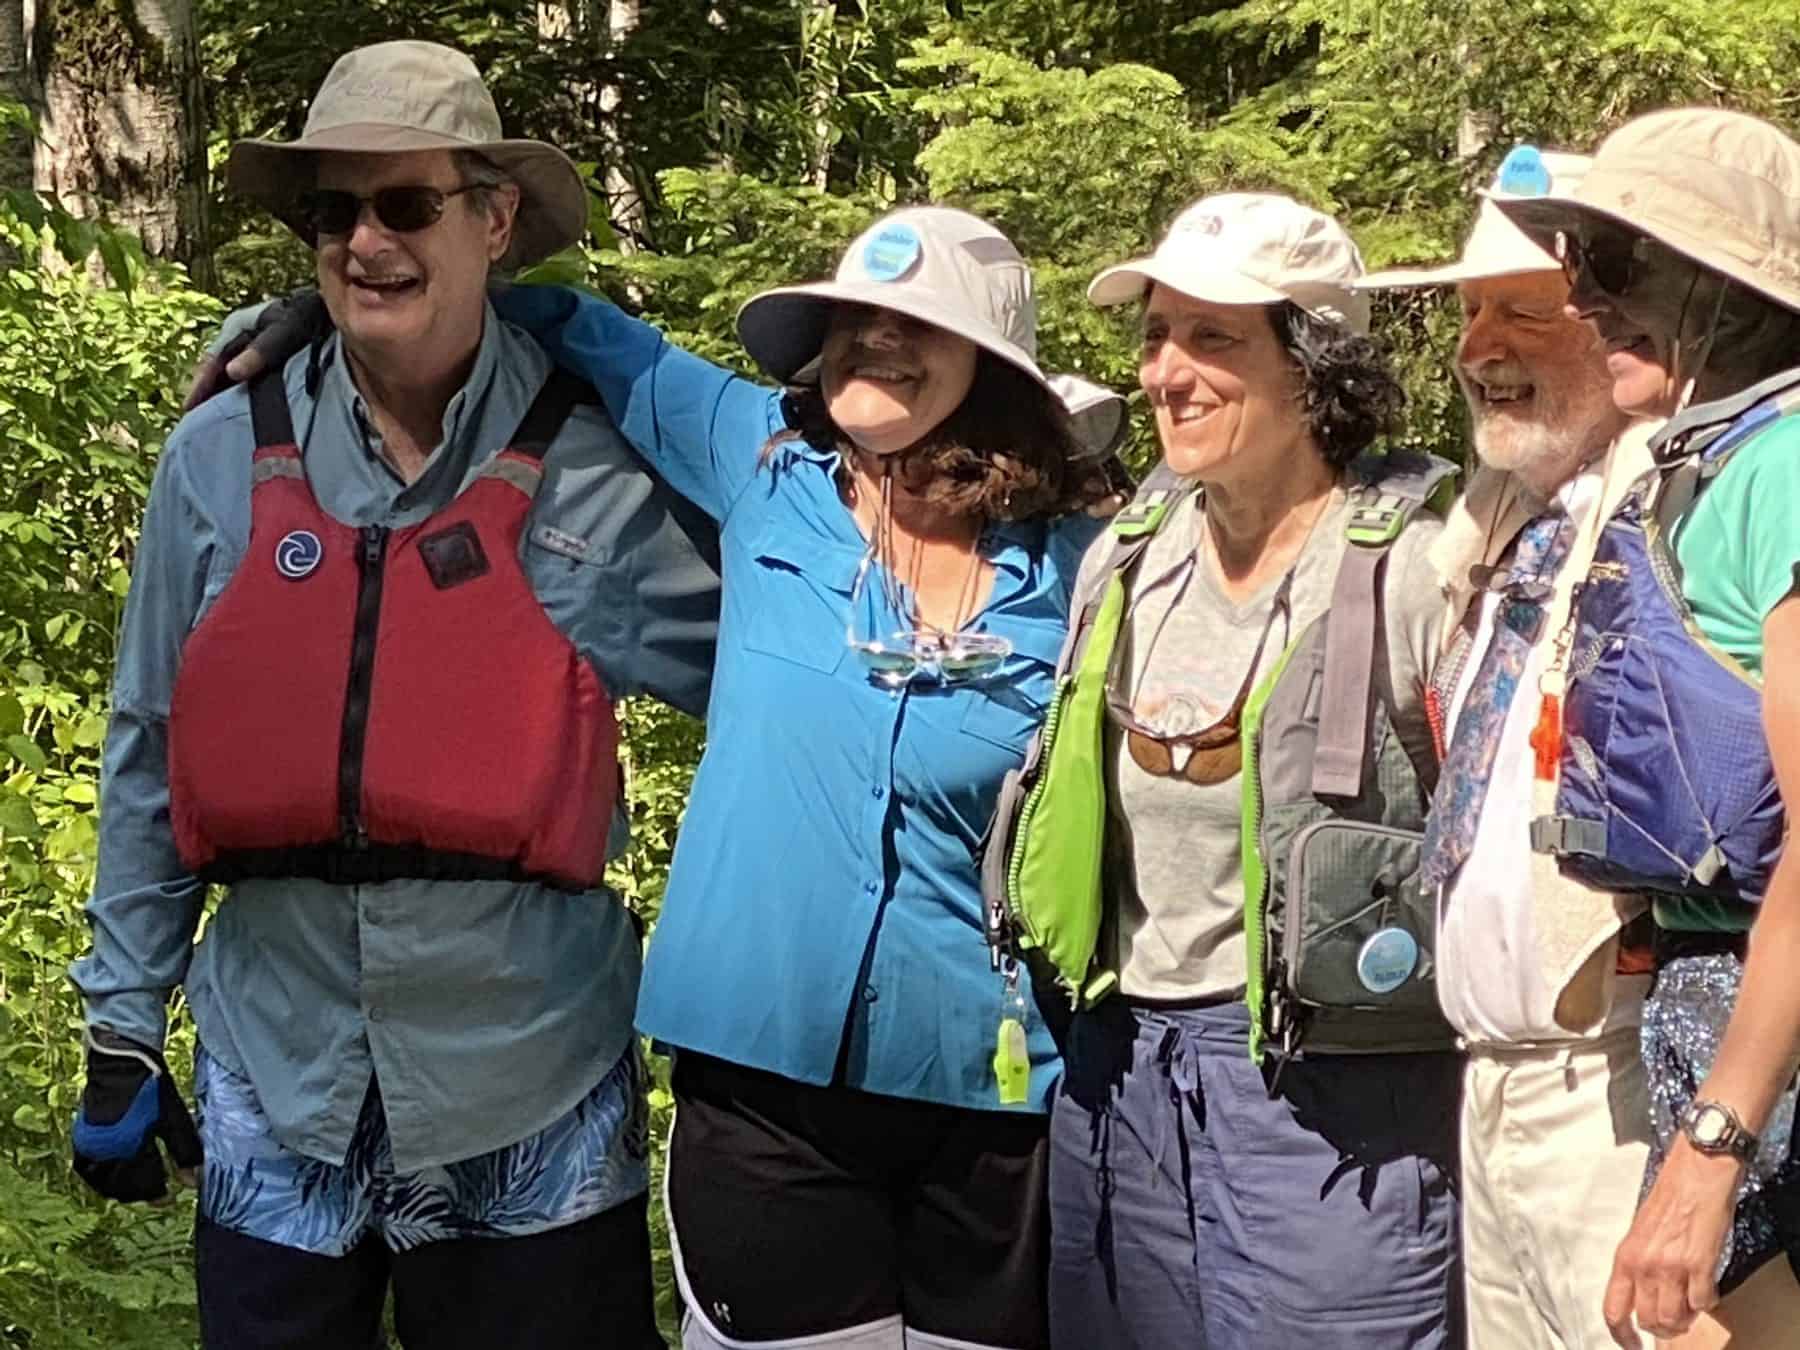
[1656,413,1800,933]
[495,284,1101,1113]
[72,307,720,1169]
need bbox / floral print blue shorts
[194,1045,649,1257]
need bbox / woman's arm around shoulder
[492,283,787,522]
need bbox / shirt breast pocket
[522,518,625,657]
[738,519,858,677]
[957,616,1066,753]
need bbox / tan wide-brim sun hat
[1359,147,1592,289]
[1088,192,1372,334]
[736,206,1046,388]
[227,40,587,271]
[1492,108,1800,318]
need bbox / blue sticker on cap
[1356,927,1420,995]
[862,223,923,282]
[1496,144,1552,198]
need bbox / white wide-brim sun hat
[1491,108,1800,319]
[227,40,587,271]
[1358,146,1592,290]
[1088,192,1372,334]
[736,206,1046,388]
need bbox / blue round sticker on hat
[1357,927,1420,995]
[275,529,323,580]
[862,223,923,283]
[1496,144,1552,198]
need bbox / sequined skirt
[1642,952,1800,1293]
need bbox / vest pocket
[1283,819,1441,1020]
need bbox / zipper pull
[361,523,387,566]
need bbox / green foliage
[8,1,1800,1342]
[0,116,218,1345]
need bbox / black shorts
[667,1053,1050,1349]
[194,1192,661,1349]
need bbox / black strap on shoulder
[249,371,297,451]
[508,369,594,464]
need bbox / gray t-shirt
[1099,487,1445,1001]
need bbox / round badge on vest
[275,529,323,580]
[861,223,923,283]
[1356,927,1420,995]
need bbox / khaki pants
[1462,1028,1653,1349]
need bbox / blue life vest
[1530,370,1800,903]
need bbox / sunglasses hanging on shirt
[846,469,1012,687]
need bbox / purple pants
[1048,1000,1463,1349]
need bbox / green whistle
[994,1017,1030,1105]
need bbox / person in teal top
[492,208,1111,1350]
[1495,108,1800,1345]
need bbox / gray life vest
[982,451,1459,1064]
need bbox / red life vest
[167,371,620,891]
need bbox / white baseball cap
[1357,145,1592,290]
[1087,193,1371,334]
[736,206,1043,387]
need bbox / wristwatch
[1679,1099,1760,1165]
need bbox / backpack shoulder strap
[1312,452,1458,799]
[1057,462,1195,677]
[1651,364,1800,469]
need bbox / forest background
[0,0,1796,1344]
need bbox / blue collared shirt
[72,305,720,1169]
[496,286,1101,1113]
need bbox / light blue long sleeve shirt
[72,306,720,1170]
[495,285,1101,1113]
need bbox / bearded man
[1360,146,1721,1349]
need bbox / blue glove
[72,1029,202,1203]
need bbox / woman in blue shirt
[494,207,1110,1350]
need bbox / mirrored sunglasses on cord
[1102,564,1297,787]
[291,183,482,243]
[846,542,1013,686]
[1554,219,1657,299]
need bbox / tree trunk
[801,1,839,190]
[33,0,213,287]
[0,0,35,193]
[599,0,645,249]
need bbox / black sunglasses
[1556,224,1655,299]
[292,183,480,241]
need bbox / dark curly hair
[766,350,1112,521]
[1265,301,1405,467]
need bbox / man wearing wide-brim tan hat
[68,38,720,1348]
[1483,107,1800,1350]
[1361,142,1710,1350]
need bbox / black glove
[71,1028,202,1203]
[182,286,330,411]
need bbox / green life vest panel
[983,452,1460,1061]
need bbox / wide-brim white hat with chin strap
[1492,108,1800,319]
[1087,192,1372,334]
[227,40,588,271]
[736,206,1045,388]
[1358,146,1593,289]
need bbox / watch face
[1691,1105,1731,1147]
